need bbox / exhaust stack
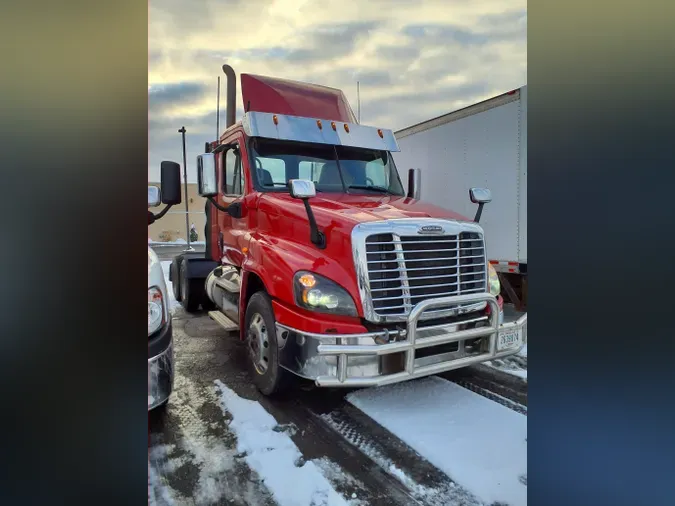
[222,64,237,128]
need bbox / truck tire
[245,291,292,396]
[170,258,182,302]
[179,259,203,313]
[201,289,216,311]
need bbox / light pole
[178,126,194,252]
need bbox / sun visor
[241,73,357,124]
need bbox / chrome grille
[364,232,486,319]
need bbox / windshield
[249,138,405,196]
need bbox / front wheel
[245,292,292,396]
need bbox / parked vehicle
[168,65,527,396]
[393,86,528,310]
[148,162,181,411]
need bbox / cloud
[149,0,526,182]
[149,81,210,113]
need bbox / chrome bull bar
[276,293,527,388]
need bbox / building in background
[148,182,207,242]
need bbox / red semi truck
[167,65,527,396]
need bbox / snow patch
[214,380,351,506]
[148,444,189,506]
[313,457,368,506]
[149,240,206,246]
[347,377,527,506]
[483,340,528,381]
[485,350,528,381]
[149,376,241,505]
[496,368,527,380]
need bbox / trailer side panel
[393,90,524,265]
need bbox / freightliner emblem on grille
[418,225,444,234]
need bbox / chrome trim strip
[276,313,489,344]
[395,89,521,139]
[276,323,398,342]
[242,111,400,152]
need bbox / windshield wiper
[347,185,390,193]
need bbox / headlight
[488,263,500,296]
[148,286,165,335]
[293,271,358,317]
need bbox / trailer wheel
[245,291,291,396]
[170,258,182,302]
[179,259,202,313]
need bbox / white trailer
[393,86,528,309]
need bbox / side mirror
[148,186,161,208]
[288,179,325,248]
[469,187,491,223]
[469,187,492,204]
[407,168,421,200]
[289,179,316,199]
[197,153,218,197]
[160,161,182,205]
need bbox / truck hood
[252,194,475,317]
[260,192,472,225]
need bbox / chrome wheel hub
[247,313,270,375]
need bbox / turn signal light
[298,274,317,288]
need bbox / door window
[224,147,243,196]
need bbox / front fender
[242,233,362,317]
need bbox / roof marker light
[317,120,323,130]
[377,129,383,138]
[273,114,278,125]
[331,121,336,131]
[344,124,350,133]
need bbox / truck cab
[170,66,527,395]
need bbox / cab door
[217,131,248,268]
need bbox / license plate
[497,328,521,351]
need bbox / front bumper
[148,324,173,410]
[276,293,526,388]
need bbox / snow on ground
[485,345,528,381]
[148,443,191,506]
[149,239,206,246]
[160,261,180,313]
[347,377,527,506]
[150,375,268,506]
[215,380,356,506]
[313,458,368,506]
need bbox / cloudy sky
[148,0,526,182]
